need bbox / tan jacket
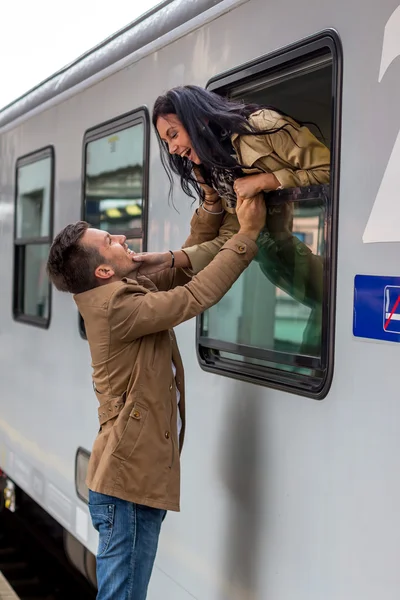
[185,109,330,273]
[74,208,257,511]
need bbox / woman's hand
[233,173,281,198]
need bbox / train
[1,0,400,597]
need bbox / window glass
[22,243,51,319]
[80,111,148,338]
[14,149,53,328]
[198,37,340,397]
[84,124,144,235]
[200,197,326,370]
[16,157,52,238]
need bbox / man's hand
[236,193,266,241]
[132,251,172,275]
[132,250,191,275]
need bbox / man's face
[81,228,139,283]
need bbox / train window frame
[13,146,55,329]
[79,107,150,338]
[75,447,91,504]
[197,30,342,399]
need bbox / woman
[133,85,330,278]
[132,85,328,355]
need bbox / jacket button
[165,431,170,439]
[237,244,246,253]
[169,384,173,391]
[133,410,141,419]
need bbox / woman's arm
[264,122,330,188]
[182,211,239,274]
[179,167,240,274]
[234,110,330,197]
[133,166,240,276]
[133,208,239,276]
[132,198,227,273]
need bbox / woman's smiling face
[156,114,201,165]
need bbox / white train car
[1,0,400,597]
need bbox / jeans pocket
[89,503,115,557]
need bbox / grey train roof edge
[0,0,223,129]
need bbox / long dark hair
[152,85,300,202]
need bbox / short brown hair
[47,221,103,294]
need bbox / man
[46,194,265,600]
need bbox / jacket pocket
[111,402,148,461]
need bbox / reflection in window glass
[85,124,144,234]
[200,197,326,369]
[126,238,143,254]
[218,351,315,377]
[16,157,52,238]
[22,243,51,319]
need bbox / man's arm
[147,205,233,291]
[133,166,240,284]
[109,195,265,340]
[182,212,239,274]
[133,209,240,291]
[109,233,257,341]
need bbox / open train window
[197,32,342,398]
[13,147,54,328]
[79,108,150,337]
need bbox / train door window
[80,108,150,337]
[13,147,54,328]
[197,32,342,398]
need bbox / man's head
[46,221,138,294]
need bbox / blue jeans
[89,490,166,600]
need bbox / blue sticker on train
[353,274,400,342]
